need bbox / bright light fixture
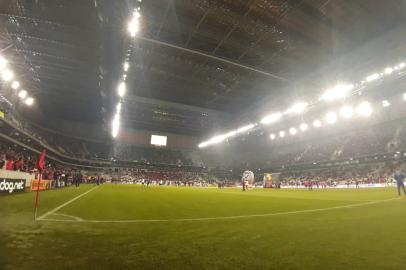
[313,120,322,128]
[210,135,227,144]
[289,127,297,135]
[118,82,126,97]
[225,130,237,137]
[261,112,282,125]
[340,106,353,119]
[382,100,390,107]
[128,10,141,37]
[357,101,372,117]
[18,90,27,99]
[1,69,13,81]
[128,20,139,36]
[24,97,34,106]
[112,114,120,138]
[300,123,308,131]
[279,131,285,138]
[11,81,20,90]
[325,112,337,124]
[198,125,254,148]
[270,134,276,140]
[116,102,122,113]
[124,62,129,72]
[198,142,208,148]
[384,67,393,75]
[366,73,380,82]
[237,124,255,133]
[319,84,354,102]
[399,63,405,69]
[286,102,307,114]
[403,93,406,101]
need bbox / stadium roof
[1,0,405,136]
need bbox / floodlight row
[112,1,143,138]
[198,60,406,148]
[0,54,35,106]
[269,96,406,141]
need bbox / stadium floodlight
[384,67,393,75]
[269,133,276,140]
[225,130,237,137]
[128,20,139,37]
[403,93,406,101]
[325,112,337,124]
[210,135,227,144]
[237,124,255,133]
[118,81,126,97]
[382,100,391,107]
[319,83,354,102]
[300,123,308,131]
[286,102,307,114]
[357,101,372,117]
[128,10,141,37]
[289,127,297,135]
[340,106,353,119]
[313,120,322,128]
[116,102,122,113]
[124,62,129,72]
[365,73,380,82]
[24,97,34,106]
[399,62,405,69]
[198,142,209,148]
[0,55,7,70]
[112,114,120,138]
[18,90,27,99]
[1,69,13,81]
[279,131,285,138]
[261,112,282,125]
[11,81,20,90]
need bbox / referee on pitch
[394,169,406,196]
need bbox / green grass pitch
[1,184,406,270]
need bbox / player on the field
[394,169,406,196]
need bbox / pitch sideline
[38,196,400,224]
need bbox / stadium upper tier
[1,108,406,172]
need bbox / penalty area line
[38,197,400,224]
[36,186,99,221]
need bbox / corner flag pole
[34,149,46,220]
[34,170,42,220]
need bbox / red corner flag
[34,149,46,220]
[36,149,46,171]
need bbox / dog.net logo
[0,179,26,194]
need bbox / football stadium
[1,1,406,269]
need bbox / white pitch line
[212,191,374,202]
[51,213,84,221]
[38,197,400,224]
[36,186,99,220]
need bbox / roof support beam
[125,95,232,118]
[136,35,288,82]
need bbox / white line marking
[38,197,399,224]
[51,213,83,221]
[36,186,99,220]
